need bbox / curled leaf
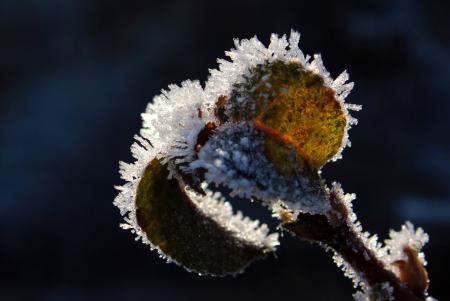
[392,246,429,295]
[136,158,277,275]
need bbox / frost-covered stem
[285,194,425,301]
[329,222,423,301]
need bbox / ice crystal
[353,282,394,301]
[382,221,429,265]
[140,80,216,170]
[118,157,278,276]
[333,252,367,289]
[188,182,279,250]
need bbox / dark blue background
[1,0,449,300]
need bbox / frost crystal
[382,221,429,266]
[140,80,216,170]
[333,252,367,289]
[187,183,279,250]
[353,282,394,301]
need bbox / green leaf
[136,158,272,275]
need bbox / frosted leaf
[223,60,348,174]
[205,30,359,166]
[191,122,331,216]
[132,158,277,275]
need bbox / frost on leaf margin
[140,80,216,172]
[135,158,276,275]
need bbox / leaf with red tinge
[228,61,347,176]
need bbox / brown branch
[283,193,427,301]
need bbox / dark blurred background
[1,0,449,300]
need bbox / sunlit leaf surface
[230,61,346,175]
